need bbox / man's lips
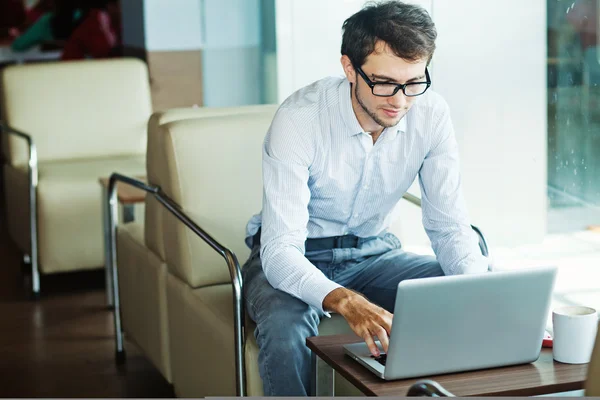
[382,108,401,117]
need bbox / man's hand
[323,287,393,357]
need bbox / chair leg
[28,163,40,300]
[102,185,114,308]
[108,186,126,365]
[115,348,126,365]
[30,254,40,300]
[22,253,40,300]
[21,254,30,276]
[113,291,126,365]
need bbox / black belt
[305,234,360,251]
[253,229,360,251]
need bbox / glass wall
[547,0,600,232]
[200,0,277,107]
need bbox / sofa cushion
[144,105,277,261]
[5,155,145,273]
[159,111,276,288]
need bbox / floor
[0,227,174,398]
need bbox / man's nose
[387,90,408,109]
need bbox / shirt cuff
[460,254,489,274]
[301,278,342,316]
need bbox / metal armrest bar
[401,192,490,258]
[402,192,422,207]
[406,379,455,397]
[0,121,40,297]
[106,173,246,396]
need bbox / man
[243,1,488,396]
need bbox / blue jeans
[242,232,444,396]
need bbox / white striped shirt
[246,76,487,313]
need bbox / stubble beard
[355,84,404,129]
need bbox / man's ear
[340,55,356,83]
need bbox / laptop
[343,266,557,380]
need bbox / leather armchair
[112,104,280,384]
[0,58,152,298]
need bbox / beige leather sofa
[113,104,279,385]
[110,106,489,397]
[0,58,152,298]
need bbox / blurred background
[3,0,596,241]
[0,0,598,396]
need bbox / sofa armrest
[105,172,246,396]
[402,192,490,258]
[0,121,38,173]
[406,379,455,397]
[0,121,41,296]
[0,121,38,179]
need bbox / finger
[363,334,380,357]
[380,311,393,335]
[375,327,390,353]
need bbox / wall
[274,0,546,248]
[120,0,204,110]
[432,0,547,247]
[201,0,262,107]
[144,0,204,51]
[121,0,146,49]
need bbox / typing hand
[323,287,393,357]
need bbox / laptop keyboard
[371,353,387,366]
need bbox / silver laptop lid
[381,266,557,380]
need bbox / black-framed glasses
[355,66,431,97]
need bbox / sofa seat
[4,154,145,273]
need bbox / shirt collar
[338,79,408,140]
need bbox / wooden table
[98,177,147,205]
[307,334,588,397]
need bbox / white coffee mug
[552,306,598,364]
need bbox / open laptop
[343,266,557,380]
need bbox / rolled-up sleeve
[260,109,341,314]
[418,102,488,275]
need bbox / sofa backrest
[1,58,152,166]
[144,105,277,261]
[151,109,277,287]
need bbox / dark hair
[341,1,437,67]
